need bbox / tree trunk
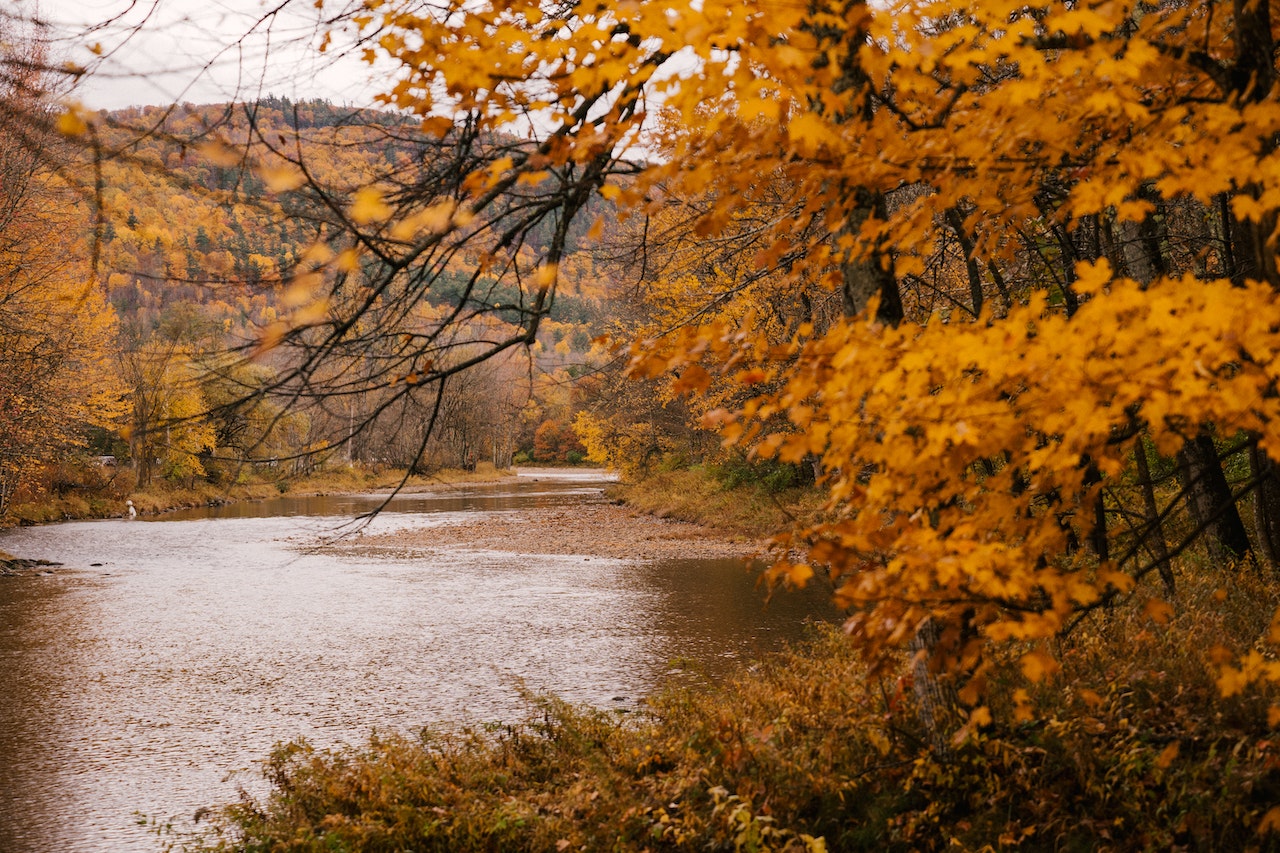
[910,619,956,758]
[1249,443,1280,572]
[944,207,985,317]
[1134,439,1175,594]
[840,190,904,326]
[1178,433,1253,565]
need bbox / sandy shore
[334,501,766,562]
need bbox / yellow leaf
[1260,806,1280,835]
[350,187,393,225]
[56,107,88,137]
[535,263,558,290]
[197,140,241,167]
[260,164,306,192]
[256,321,289,353]
[969,705,992,727]
[336,249,361,272]
[1072,259,1114,295]
[1097,568,1135,594]
[1268,705,1280,728]
[1012,688,1035,723]
[391,201,456,240]
[755,432,784,459]
[786,562,814,587]
[1217,665,1249,698]
[299,242,335,266]
[788,112,835,154]
[1019,650,1061,683]
[292,297,331,326]
[282,271,322,307]
[421,116,453,138]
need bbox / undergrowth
[608,465,824,536]
[177,566,1280,852]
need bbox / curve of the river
[0,470,835,852]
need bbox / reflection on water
[0,471,837,852]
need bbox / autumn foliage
[35,0,1280,801]
[14,0,1280,844]
[274,0,1275,714]
[96,0,1259,724]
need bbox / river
[0,470,835,852]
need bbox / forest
[6,0,1280,847]
[1,93,622,520]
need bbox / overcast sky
[20,0,390,110]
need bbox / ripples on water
[0,472,836,852]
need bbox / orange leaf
[1143,598,1175,625]
[1154,741,1179,770]
[1019,650,1061,683]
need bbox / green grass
[608,466,824,537]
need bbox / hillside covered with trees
[91,97,617,481]
[0,91,634,518]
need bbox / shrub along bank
[607,463,826,537]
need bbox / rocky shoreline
[333,500,767,562]
[0,556,62,576]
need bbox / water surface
[0,471,835,851]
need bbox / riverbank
[1,463,519,527]
[332,498,765,562]
[323,466,808,562]
[605,467,825,536]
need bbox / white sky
[18,0,392,110]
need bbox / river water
[0,470,836,852]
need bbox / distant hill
[83,97,626,472]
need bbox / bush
[709,453,805,493]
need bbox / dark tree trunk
[1134,440,1175,594]
[1249,444,1280,572]
[840,190,904,326]
[910,619,956,758]
[1178,433,1253,564]
[944,207,985,317]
